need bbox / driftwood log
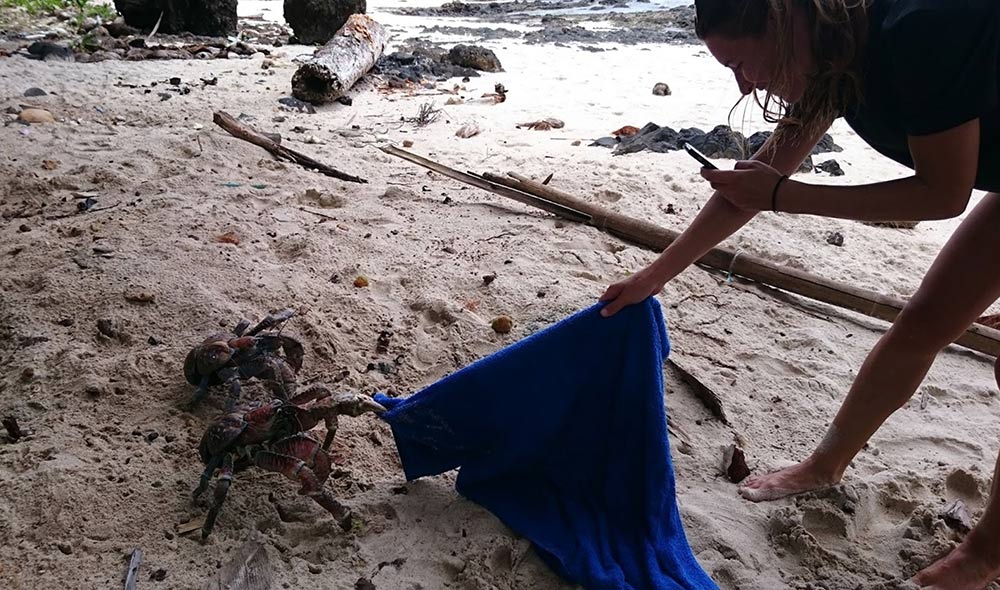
[213,111,366,183]
[380,145,1000,359]
[291,14,388,104]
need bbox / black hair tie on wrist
[771,175,789,212]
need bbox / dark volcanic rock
[284,0,366,45]
[376,45,483,85]
[114,0,237,36]
[447,44,502,72]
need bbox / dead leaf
[41,159,60,170]
[517,118,565,131]
[455,123,480,139]
[176,517,206,536]
[214,231,240,245]
[611,125,641,137]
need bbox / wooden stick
[500,173,1000,358]
[379,146,1000,358]
[379,146,591,222]
[213,111,366,184]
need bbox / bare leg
[912,402,1000,589]
[740,192,1000,502]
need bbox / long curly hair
[694,0,868,139]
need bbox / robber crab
[184,308,305,408]
[193,385,386,538]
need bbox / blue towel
[374,299,718,590]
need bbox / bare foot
[912,535,1000,590]
[738,459,840,502]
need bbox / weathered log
[291,14,388,105]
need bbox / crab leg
[202,454,235,539]
[246,309,296,336]
[289,384,332,406]
[193,453,224,499]
[253,436,352,529]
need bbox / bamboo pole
[383,146,1000,358]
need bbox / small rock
[354,276,369,288]
[337,96,353,106]
[278,96,316,114]
[826,231,844,247]
[355,578,376,590]
[17,108,55,124]
[148,336,161,345]
[124,289,155,304]
[57,318,74,327]
[24,87,48,97]
[491,315,513,334]
[85,385,103,398]
[402,139,414,148]
[571,139,581,146]
[448,44,503,72]
[56,542,73,555]
[41,159,60,170]
[18,224,30,233]
[815,159,844,176]
[20,367,34,382]
[304,135,320,144]
[652,82,671,96]
[307,564,322,574]
[27,41,74,61]
[145,431,159,443]
[455,123,480,139]
[261,58,275,69]
[482,273,496,286]
[169,77,181,86]
[96,319,119,339]
[149,568,167,581]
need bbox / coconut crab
[193,386,386,538]
[184,308,305,408]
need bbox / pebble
[56,542,73,555]
[491,315,513,334]
[149,568,167,581]
[18,224,30,233]
[307,564,322,574]
[18,108,55,124]
[24,87,47,97]
[826,231,844,247]
[652,82,671,96]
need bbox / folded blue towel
[374,298,717,590]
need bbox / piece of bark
[213,111,366,184]
[124,548,143,590]
[666,358,730,425]
[291,14,388,104]
[722,443,751,483]
[202,540,273,590]
[941,500,974,534]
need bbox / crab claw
[331,392,387,416]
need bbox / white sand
[1,1,998,588]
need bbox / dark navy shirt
[843,0,1000,191]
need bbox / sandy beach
[1,1,999,588]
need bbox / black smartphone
[682,142,718,170]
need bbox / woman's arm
[778,119,980,220]
[599,121,831,316]
[704,119,981,221]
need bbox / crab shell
[183,334,238,386]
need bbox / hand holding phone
[682,142,718,170]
